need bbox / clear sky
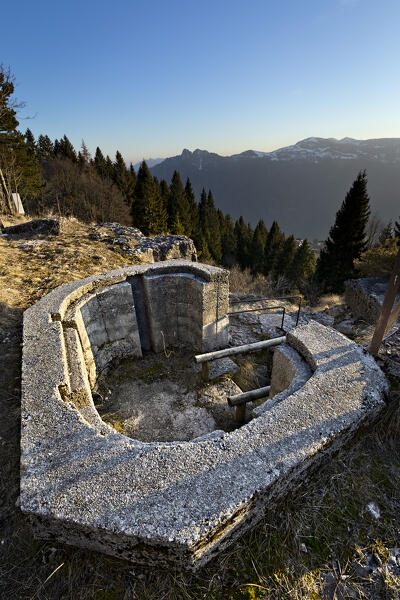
[2,0,400,164]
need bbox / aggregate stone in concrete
[21,264,389,570]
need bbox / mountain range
[147,137,400,239]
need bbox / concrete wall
[21,263,389,571]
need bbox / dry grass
[0,214,399,599]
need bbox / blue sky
[2,0,400,163]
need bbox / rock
[3,218,60,236]
[89,222,197,262]
[335,319,356,337]
[311,313,335,327]
[365,501,380,520]
[209,358,239,381]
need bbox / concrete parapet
[21,264,388,570]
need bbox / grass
[0,214,400,599]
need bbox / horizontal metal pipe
[195,336,286,364]
[228,386,271,407]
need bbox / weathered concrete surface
[89,222,197,262]
[21,265,388,570]
[252,344,312,416]
[345,277,400,325]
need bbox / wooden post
[369,246,400,356]
[234,404,246,424]
[201,361,210,382]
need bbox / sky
[2,0,400,164]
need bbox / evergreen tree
[250,219,268,274]
[0,68,41,210]
[234,216,252,269]
[378,221,393,245]
[315,171,371,292]
[394,217,400,241]
[221,213,237,267]
[36,134,54,161]
[289,240,316,290]
[93,146,108,178]
[24,128,36,156]
[264,221,285,275]
[113,150,135,205]
[276,234,297,281]
[55,135,77,162]
[132,160,166,234]
[168,170,191,234]
[159,179,170,213]
[184,177,198,237]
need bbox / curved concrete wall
[21,263,389,570]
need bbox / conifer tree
[93,147,108,178]
[276,234,297,281]
[264,221,285,275]
[221,213,237,267]
[132,160,155,234]
[290,240,316,290]
[394,217,400,241]
[55,135,77,162]
[36,135,54,161]
[184,177,198,237]
[113,150,135,205]
[250,219,268,274]
[315,171,371,292]
[24,128,36,156]
[234,216,252,269]
[0,69,41,210]
[168,170,191,234]
[159,179,170,213]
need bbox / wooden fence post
[369,246,400,356]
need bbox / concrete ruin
[21,260,389,569]
[345,276,400,325]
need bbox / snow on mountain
[133,157,165,171]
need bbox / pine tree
[264,221,285,275]
[24,128,36,156]
[132,160,166,235]
[93,147,108,178]
[277,234,297,281]
[168,170,191,234]
[55,135,77,162]
[394,217,400,241]
[234,216,252,269]
[36,135,54,161]
[221,213,237,267]
[250,219,268,274]
[185,177,198,237]
[289,240,316,290]
[378,221,393,245]
[0,68,41,210]
[315,171,371,292]
[113,150,135,205]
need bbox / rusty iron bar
[230,295,302,329]
[229,305,286,329]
